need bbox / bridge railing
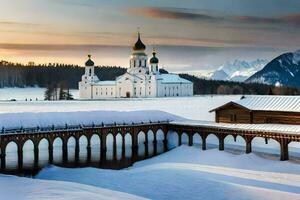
[0,120,170,135]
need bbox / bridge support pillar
[121,136,126,160]
[163,139,168,152]
[145,132,149,158]
[132,145,138,161]
[188,133,193,146]
[34,144,39,168]
[87,139,91,163]
[75,138,80,164]
[178,133,182,146]
[101,147,107,162]
[48,143,53,164]
[1,151,6,170]
[219,136,225,151]
[280,139,290,161]
[62,140,68,163]
[153,140,157,156]
[245,137,253,154]
[113,135,117,161]
[100,133,107,162]
[18,148,23,170]
[201,135,207,150]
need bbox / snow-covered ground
[0,87,79,101]
[0,94,239,121]
[1,90,300,199]
[35,146,300,200]
[0,174,145,200]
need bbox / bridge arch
[181,132,189,145]
[138,131,146,157]
[156,129,165,154]
[192,133,202,148]
[167,130,179,149]
[224,135,246,153]
[23,139,35,168]
[106,133,114,160]
[90,134,101,162]
[116,133,123,160]
[252,137,280,159]
[53,137,63,164]
[38,138,49,167]
[79,135,88,163]
[125,133,132,158]
[67,136,76,162]
[147,130,154,156]
[5,141,18,169]
[206,133,219,149]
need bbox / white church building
[79,33,193,99]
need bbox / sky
[0,0,300,73]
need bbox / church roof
[132,32,146,51]
[85,55,94,66]
[158,74,192,84]
[93,80,116,86]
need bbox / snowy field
[0,174,145,200]
[0,87,79,101]
[1,88,300,199]
[35,146,300,200]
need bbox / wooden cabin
[210,96,300,125]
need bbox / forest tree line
[0,60,126,88]
[179,74,300,95]
[0,60,299,95]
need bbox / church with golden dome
[79,33,193,99]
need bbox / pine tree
[44,84,54,100]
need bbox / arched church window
[89,68,92,76]
[139,60,142,67]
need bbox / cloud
[0,21,42,27]
[128,7,300,27]
[128,7,224,22]
[234,14,300,25]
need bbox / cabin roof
[210,96,300,113]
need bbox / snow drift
[36,146,300,200]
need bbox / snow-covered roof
[158,74,192,84]
[235,96,300,112]
[0,110,183,130]
[211,96,300,113]
[93,81,116,86]
[171,120,300,135]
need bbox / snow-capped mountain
[208,59,268,82]
[246,50,300,88]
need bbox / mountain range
[207,59,268,82]
[246,50,300,88]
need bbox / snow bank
[36,146,300,200]
[0,174,144,200]
[0,110,184,130]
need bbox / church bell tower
[128,32,148,74]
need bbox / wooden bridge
[0,120,300,172]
